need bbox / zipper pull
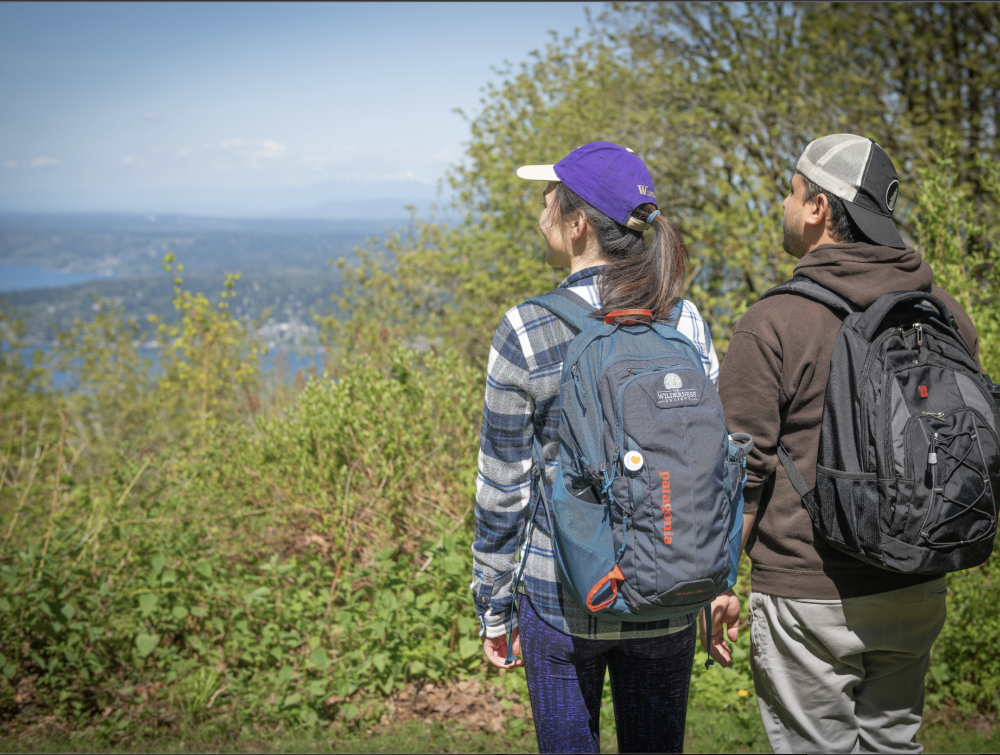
[914,323,923,348]
[921,411,945,419]
[571,365,587,396]
[929,432,942,494]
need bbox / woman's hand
[699,589,741,667]
[483,629,523,668]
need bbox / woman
[471,142,719,753]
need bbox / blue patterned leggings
[519,596,696,754]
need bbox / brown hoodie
[718,243,980,599]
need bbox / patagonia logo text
[660,471,672,545]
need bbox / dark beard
[781,216,804,258]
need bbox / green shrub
[0,339,486,733]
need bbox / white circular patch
[624,451,644,472]
[663,373,683,390]
[886,180,899,212]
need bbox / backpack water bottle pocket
[724,436,750,590]
[813,466,880,553]
[548,469,623,613]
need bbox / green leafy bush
[0,524,479,729]
[0,328,485,733]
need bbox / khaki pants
[749,578,947,753]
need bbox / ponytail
[553,184,689,321]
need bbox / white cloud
[211,162,234,172]
[3,160,16,170]
[432,149,456,162]
[30,156,59,168]
[258,140,287,159]
[140,111,161,124]
[299,146,356,170]
[120,155,147,167]
[176,147,193,157]
[220,139,287,161]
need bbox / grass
[2,702,996,754]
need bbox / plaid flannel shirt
[472,266,720,639]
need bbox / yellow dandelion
[737,689,749,697]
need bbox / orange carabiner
[586,564,625,612]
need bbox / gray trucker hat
[796,134,905,249]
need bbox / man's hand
[699,589,741,667]
[483,629,523,668]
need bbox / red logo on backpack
[920,385,928,398]
[659,471,673,545]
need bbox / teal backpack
[507,289,751,666]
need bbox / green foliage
[914,142,1000,378]
[0,524,479,730]
[150,254,264,430]
[913,142,1000,715]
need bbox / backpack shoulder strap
[759,277,855,317]
[527,287,601,334]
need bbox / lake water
[0,263,118,292]
[2,262,326,385]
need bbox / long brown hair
[553,183,689,321]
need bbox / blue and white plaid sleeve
[471,312,535,638]
[676,300,720,383]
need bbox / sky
[0,2,594,216]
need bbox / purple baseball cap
[517,141,658,230]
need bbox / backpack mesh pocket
[815,466,880,554]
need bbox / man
[709,134,980,753]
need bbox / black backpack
[760,278,1000,574]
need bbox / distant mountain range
[0,178,457,221]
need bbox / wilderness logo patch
[647,371,701,408]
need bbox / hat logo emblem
[886,180,899,213]
[637,185,655,197]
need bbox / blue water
[0,263,118,292]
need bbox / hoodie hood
[793,242,933,309]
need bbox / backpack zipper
[571,364,586,397]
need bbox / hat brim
[842,201,906,249]
[516,165,560,182]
